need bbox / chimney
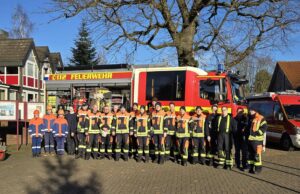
[0,29,9,39]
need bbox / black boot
[249,164,255,174]
[85,153,90,160]
[192,157,198,165]
[153,155,158,163]
[255,166,262,174]
[182,160,187,166]
[199,157,205,165]
[159,155,165,165]
[136,155,141,163]
[99,153,105,160]
[107,153,111,160]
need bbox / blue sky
[0,0,299,67]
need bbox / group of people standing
[28,99,267,174]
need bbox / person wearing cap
[112,105,132,161]
[164,102,177,162]
[247,107,267,174]
[42,105,56,156]
[233,107,249,170]
[175,106,192,166]
[86,104,101,160]
[129,103,139,158]
[148,97,158,114]
[100,105,114,160]
[216,106,236,170]
[76,103,90,159]
[134,105,151,163]
[65,107,77,155]
[190,106,208,165]
[28,110,44,157]
[206,104,219,166]
[52,109,69,155]
[150,102,167,164]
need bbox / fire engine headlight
[295,126,300,134]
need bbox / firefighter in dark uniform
[164,102,177,161]
[112,105,132,161]
[216,106,236,169]
[65,107,77,155]
[150,102,167,164]
[248,108,267,174]
[134,105,151,163]
[206,104,219,166]
[176,106,192,166]
[234,107,249,170]
[190,106,207,165]
[75,103,89,159]
[129,103,139,158]
[99,105,114,160]
[86,105,101,160]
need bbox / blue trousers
[55,136,66,155]
[44,132,55,153]
[32,136,42,155]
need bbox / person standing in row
[52,109,68,156]
[206,104,219,166]
[65,107,77,155]
[134,106,151,163]
[190,106,207,165]
[164,102,177,161]
[100,105,114,160]
[216,106,236,170]
[42,105,56,156]
[86,105,101,160]
[76,103,89,159]
[29,110,44,158]
[176,107,191,166]
[129,103,139,158]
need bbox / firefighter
[100,105,114,160]
[134,105,151,163]
[206,104,219,166]
[151,102,167,164]
[191,106,207,165]
[42,105,56,156]
[86,104,101,160]
[176,106,191,166]
[129,103,139,158]
[248,108,267,174]
[112,105,131,161]
[75,103,89,159]
[233,107,249,170]
[148,97,158,113]
[65,107,77,155]
[52,109,68,155]
[164,102,177,161]
[216,106,236,170]
[112,104,119,116]
[28,110,44,157]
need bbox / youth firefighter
[176,106,191,166]
[52,109,68,155]
[65,107,77,155]
[42,105,56,156]
[151,102,167,164]
[112,105,131,161]
[248,108,267,174]
[190,106,207,165]
[216,106,236,170]
[76,103,89,159]
[233,107,249,170]
[100,105,114,160]
[129,103,139,158]
[206,104,219,166]
[134,105,151,163]
[28,110,44,157]
[164,102,177,161]
[86,105,101,160]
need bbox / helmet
[47,105,52,111]
[33,109,40,115]
[58,109,64,115]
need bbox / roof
[277,61,300,89]
[35,46,50,63]
[49,52,63,71]
[0,38,35,67]
[57,64,129,71]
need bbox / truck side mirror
[278,113,284,121]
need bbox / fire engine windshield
[232,82,245,102]
[284,105,300,119]
[199,79,227,102]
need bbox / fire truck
[44,64,248,116]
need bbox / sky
[0,0,299,67]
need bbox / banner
[46,72,132,81]
[0,101,16,120]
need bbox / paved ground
[0,145,299,194]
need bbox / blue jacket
[28,118,44,138]
[52,117,69,137]
[42,114,56,133]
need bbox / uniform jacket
[42,114,56,133]
[28,118,44,138]
[53,117,69,137]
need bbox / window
[283,105,300,119]
[0,67,4,74]
[9,90,16,100]
[249,101,274,119]
[146,71,185,101]
[28,93,34,102]
[232,82,245,102]
[35,65,39,78]
[199,79,227,102]
[27,63,34,77]
[6,67,18,74]
[0,89,5,100]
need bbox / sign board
[27,103,45,120]
[0,101,16,120]
[45,72,132,81]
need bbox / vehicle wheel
[280,134,295,151]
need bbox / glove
[207,136,211,142]
[163,132,167,138]
[112,131,116,136]
[71,132,74,137]
[134,134,137,137]
[130,131,133,136]
[85,132,88,136]
[263,145,266,152]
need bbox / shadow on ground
[26,156,102,194]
